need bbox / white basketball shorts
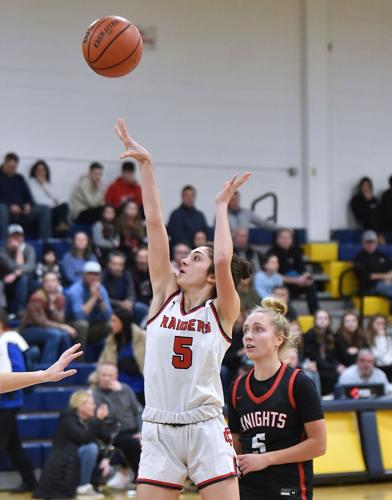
[137,415,238,490]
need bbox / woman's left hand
[237,453,270,475]
[216,173,252,205]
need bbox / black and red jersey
[228,363,324,500]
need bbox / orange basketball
[82,16,143,77]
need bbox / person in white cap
[66,261,112,358]
[0,224,36,318]
[354,229,392,300]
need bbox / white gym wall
[0,0,391,239]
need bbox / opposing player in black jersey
[228,298,326,500]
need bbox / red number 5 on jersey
[172,336,193,369]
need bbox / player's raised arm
[115,119,177,304]
[213,173,251,331]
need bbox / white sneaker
[76,483,105,498]
[106,470,130,490]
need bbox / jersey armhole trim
[288,368,301,410]
[146,289,181,326]
[231,374,243,410]
[209,302,232,343]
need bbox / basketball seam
[94,33,142,71]
[90,23,132,65]
[86,18,111,64]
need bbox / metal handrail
[250,192,278,223]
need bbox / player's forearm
[214,202,233,263]
[266,437,326,466]
[0,371,46,393]
[139,159,164,227]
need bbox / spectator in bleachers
[380,175,392,233]
[28,160,70,235]
[131,247,153,307]
[350,177,381,233]
[335,312,368,367]
[354,229,392,299]
[192,229,208,248]
[92,363,142,490]
[105,161,142,210]
[253,253,283,299]
[70,162,105,224]
[34,390,111,499]
[338,348,392,394]
[94,310,146,404]
[303,310,344,395]
[367,314,392,382]
[61,231,97,286]
[167,185,208,247]
[66,261,112,357]
[171,242,191,276]
[272,285,299,322]
[285,346,321,395]
[0,152,51,241]
[268,228,319,314]
[238,276,259,313]
[116,199,145,267]
[233,227,263,273]
[102,251,149,326]
[228,190,279,235]
[22,272,75,364]
[0,310,37,493]
[0,224,36,318]
[35,245,61,286]
[92,204,120,265]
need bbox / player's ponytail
[251,298,301,360]
[203,243,252,290]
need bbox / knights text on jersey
[229,364,323,500]
[142,290,232,424]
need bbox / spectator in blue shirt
[253,253,284,300]
[66,261,112,359]
[61,232,97,286]
[167,185,208,247]
[0,152,51,241]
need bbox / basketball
[82,16,143,77]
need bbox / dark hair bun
[261,297,288,316]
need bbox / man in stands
[171,242,191,276]
[233,227,263,273]
[66,261,112,357]
[92,363,142,490]
[228,190,279,235]
[267,228,319,313]
[167,185,208,247]
[0,152,51,240]
[105,161,142,210]
[131,248,153,308]
[354,229,392,299]
[102,251,149,326]
[0,224,36,319]
[338,348,392,394]
[0,310,38,493]
[70,162,105,224]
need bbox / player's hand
[115,118,152,163]
[42,344,83,382]
[237,453,270,475]
[216,173,251,206]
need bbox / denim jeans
[0,203,51,241]
[78,442,99,486]
[23,326,72,364]
[4,274,29,315]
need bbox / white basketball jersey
[142,290,232,424]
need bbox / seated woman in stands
[303,310,345,395]
[28,160,70,235]
[335,312,368,368]
[367,314,392,382]
[34,390,113,499]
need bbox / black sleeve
[227,382,241,434]
[293,371,324,424]
[61,413,104,446]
